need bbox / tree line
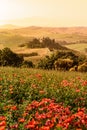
[0,47,87,72]
[37,50,87,72]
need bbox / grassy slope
[0,26,87,60]
[65,43,87,54]
[0,31,31,49]
[0,26,87,43]
[10,26,87,40]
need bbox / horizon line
[0,24,87,28]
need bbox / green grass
[47,33,87,42]
[0,31,31,49]
[65,43,87,54]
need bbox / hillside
[0,26,87,42]
[12,26,87,35]
[0,26,87,56]
[11,26,87,39]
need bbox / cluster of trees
[37,50,87,72]
[26,37,68,51]
[0,48,34,68]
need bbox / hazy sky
[0,0,87,27]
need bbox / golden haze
[0,0,87,27]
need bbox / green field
[0,67,87,129]
[0,31,30,49]
[65,43,87,54]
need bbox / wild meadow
[0,67,87,130]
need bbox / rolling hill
[0,25,87,57]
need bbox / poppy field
[0,67,87,130]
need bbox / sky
[0,0,87,27]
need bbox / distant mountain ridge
[0,24,87,34]
[12,26,87,35]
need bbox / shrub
[37,54,56,69]
[78,54,87,65]
[37,59,48,69]
[78,62,87,72]
[55,51,79,66]
[19,52,38,57]
[18,43,26,47]
[85,48,87,53]
[54,58,73,71]
[69,65,78,71]
[22,60,34,68]
[0,47,24,67]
